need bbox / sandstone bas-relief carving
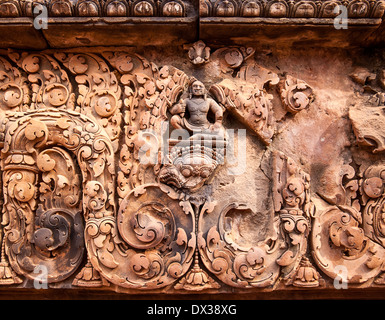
[0,0,187,17]
[1,0,384,19]
[0,45,384,294]
[199,0,385,18]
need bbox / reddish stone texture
[0,0,385,299]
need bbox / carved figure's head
[158,144,223,192]
[189,80,207,99]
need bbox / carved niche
[0,44,384,295]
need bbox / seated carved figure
[169,80,225,140]
[159,80,226,191]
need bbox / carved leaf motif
[276,250,296,267]
[9,52,74,110]
[179,200,194,215]
[98,250,119,269]
[56,53,122,152]
[91,155,106,178]
[210,80,275,144]
[37,153,56,172]
[0,56,29,113]
[272,151,312,281]
[207,226,221,251]
[24,119,48,141]
[132,212,166,246]
[280,75,314,114]
[84,181,108,213]
[176,228,188,248]
[107,51,189,201]
[237,62,279,89]
[233,248,266,280]
[211,47,255,73]
[186,40,211,65]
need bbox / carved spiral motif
[33,209,74,252]
[117,185,176,249]
[363,177,384,199]
[0,84,23,108]
[84,184,195,288]
[9,180,35,202]
[312,207,385,284]
[84,181,107,212]
[44,84,70,107]
[280,75,313,114]
[92,91,118,118]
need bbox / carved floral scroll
[0,45,384,294]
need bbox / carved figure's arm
[209,99,223,125]
[169,99,186,115]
